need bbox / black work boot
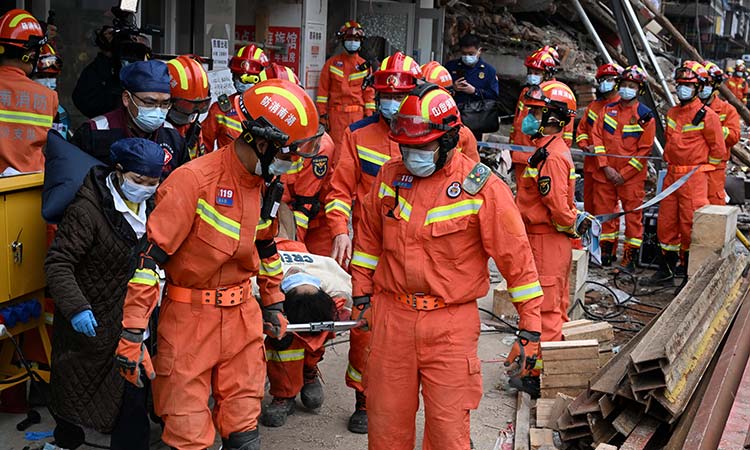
[642,250,678,286]
[259,397,295,428]
[600,241,614,266]
[222,428,260,450]
[618,246,639,273]
[300,366,324,410]
[674,251,689,277]
[347,391,368,434]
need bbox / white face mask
[35,77,57,91]
[121,177,158,203]
[461,54,479,66]
[598,80,615,94]
[344,40,361,52]
[235,79,253,94]
[401,146,437,177]
[254,158,294,176]
[526,74,542,86]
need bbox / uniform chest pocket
[194,199,241,257]
[427,216,472,261]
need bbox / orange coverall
[351,151,543,450]
[515,134,577,342]
[0,66,59,172]
[590,100,656,252]
[282,132,336,256]
[727,75,748,104]
[706,94,741,205]
[121,143,284,449]
[510,84,574,183]
[658,98,726,256]
[576,94,619,211]
[316,52,376,156]
[201,93,242,151]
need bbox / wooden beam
[515,391,532,450]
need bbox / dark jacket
[45,166,149,432]
[72,52,123,119]
[444,57,500,105]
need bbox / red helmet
[675,60,707,84]
[596,63,623,80]
[0,9,45,53]
[703,61,724,85]
[229,44,270,79]
[373,51,422,93]
[167,55,211,118]
[337,20,365,39]
[234,79,323,157]
[36,43,62,75]
[389,84,460,146]
[421,61,452,88]
[619,65,647,85]
[259,63,301,85]
[525,80,577,126]
[524,48,557,75]
[538,45,560,64]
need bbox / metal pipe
[621,0,676,107]
[572,0,612,64]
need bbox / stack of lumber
[540,340,600,398]
[562,320,615,366]
[568,249,589,320]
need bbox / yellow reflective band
[534,358,544,370]
[667,117,677,130]
[518,100,524,111]
[682,122,705,132]
[709,157,722,165]
[424,199,483,225]
[9,13,34,28]
[216,115,243,133]
[507,281,543,302]
[293,210,309,229]
[576,133,589,143]
[200,62,208,88]
[720,114,727,121]
[600,232,618,241]
[346,363,363,383]
[594,145,606,154]
[723,126,730,139]
[603,114,618,130]
[377,183,412,221]
[349,70,368,81]
[569,168,578,180]
[564,132,573,140]
[623,124,644,133]
[523,167,539,178]
[196,199,241,240]
[357,145,391,167]
[288,157,304,174]
[587,109,598,121]
[0,109,53,127]
[325,199,352,217]
[379,57,390,71]
[660,243,681,252]
[266,348,305,362]
[329,65,345,77]
[365,102,376,110]
[429,66,444,80]
[255,86,309,126]
[259,257,283,277]
[378,182,396,198]
[316,96,328,103]
[130,268,159,286]
[629,158,644,171]
[625,238,643,247]
[403,55,416,71]
[420,89,444,121]
[352,250,379,270]
[554,222,575,233]
[167,59,189,90]
[253,47,264,60]
[256,218,273,232]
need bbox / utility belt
[395,293,447,311]
[166,280,250,307]
[330,104,364,113]
[668,164,715,174]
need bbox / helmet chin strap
[434,127,460,172]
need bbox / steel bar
[572,0,612,64]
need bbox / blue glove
[71,310,98,337]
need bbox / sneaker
[259,397,295,427]
[300,366,324,410]
[347,391,368,434]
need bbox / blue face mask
[121,177,158,203]
[526,74,542,86]
[676,84,695,101]
[618,86,638,101]
[698,85,714,100]
[598,80,615,94]
[130,104,168,133]
[35,77,57,91]
[281,272,322,293]
[401,146,437,177]
[521,113,540,136]
[379,98,401,120]
[461,54,479,66]
[344,40,361,52]
[234,79,253,94]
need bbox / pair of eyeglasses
[129,92,173,109]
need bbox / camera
[96,3,163,68]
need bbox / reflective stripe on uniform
[357,145,391,167]
[722,126,730,139]
[720,114,727,121]
[256,218,273,232]
[563,131,573,141]
[576,133,589,143]
[625,237,643,247]
[365,102,376,110]
[682,122,705,132]
[329,65,345,77]
[288,158,304,174]
[660,243,681,252]
[130,268,159,286]
[523,167,539,178]
[600,232,618,241]
[0,109,54,127]
[266,348,305,362]
[325,199,352,217]
[423,199,483,225]
[196,199,241,240]
[507,281,543,302]
[587,109,598,122]
[259,257,283,277]
[603,114,618,130]
[628,158,644,171]
[293,210,309,229]
[316,96,328,103]
[349,70,368,81]
[667,117,677,130]
[569,168,577,180]
[709,156,722,165]
[594,145,606,154]
[377,182,412,221]
[351,250,379,270]
[216,115,243,133]
[622,124,644,133]
[346,363,363,383]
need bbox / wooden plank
[515,391,532,450]
[612,406,642,436]
[569,248,589,294]
[562,319,593,330]
[529,428,554,450]
[542,339,600,350]
[535,399,556,428]
[595,445,619,450]
[541,373,590,389]
[549,393,574,431]
[542,340,600,361]
[563,322,614,342]
[588,412,618,445]
[543,358,600,375]
[620,417,660,450]
[542,387,586,399]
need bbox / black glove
[262,302,288,339]
[352,295,372,331]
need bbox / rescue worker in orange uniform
[202,45,269,150]
[700,61,741,205]
[166,55,211,159]
[32,43,71,140]
[727,60,749,105]
[510,47,574,184]
[590,66,656,271]
[645,62,726,285]
[0,9,59,173]
[260,238,352,427]
[316,21,376,155]
[576,63,622,213]
[515,81,587,342]
[351,83,543,449]
[115,79,324,450]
